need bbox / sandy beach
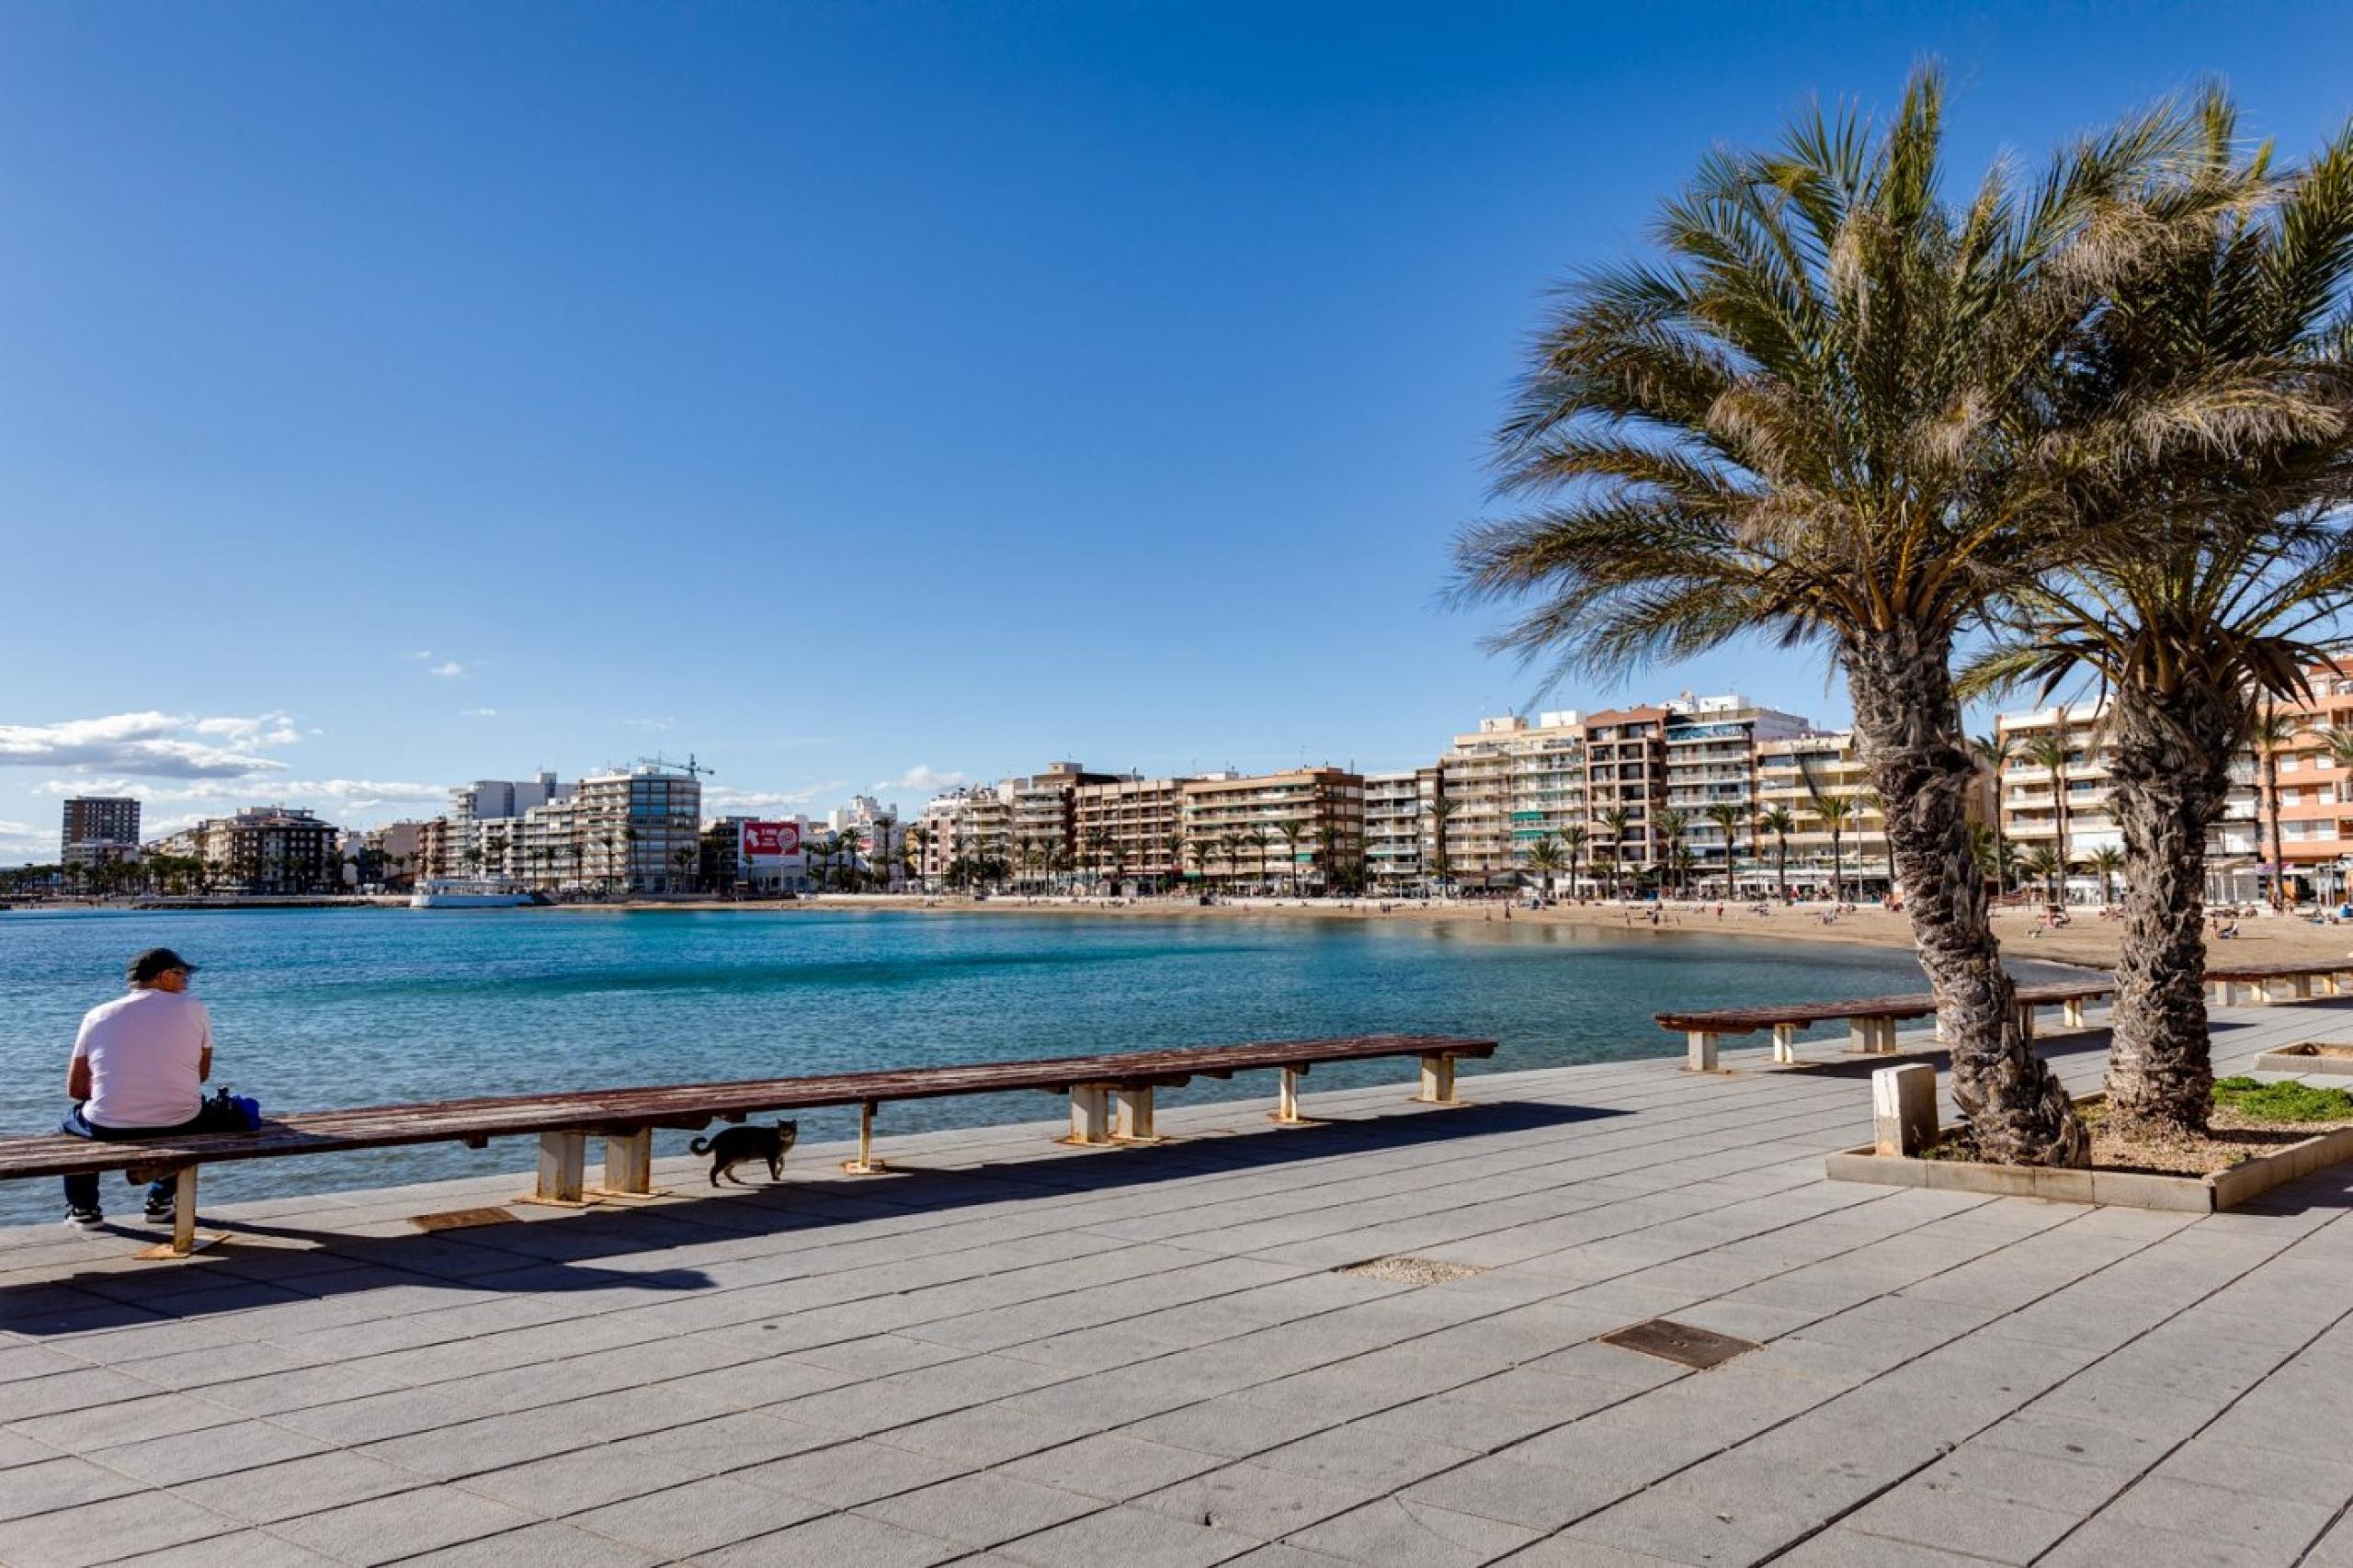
[571,890,2353,973]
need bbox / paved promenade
[8,998,2353,1567]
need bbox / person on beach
[58,948,232,1228]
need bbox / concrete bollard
[1872,1063,1938,1158]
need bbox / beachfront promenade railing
[1661,959,2353,1072]
[0,1033,1497,1257]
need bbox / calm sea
[0,906,2066,1225]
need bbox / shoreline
[22,889,2347,973]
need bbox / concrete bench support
[841,1099,891,1174]
[2213,980,2237,1006]
[132,1165,210,1259]
[2291,975,2315,1000]
[2014,1002,2038,1040]
[595,1130,656,1198]
[529,1131,587,1206]
[2061,997,2087,1029]
[1272,1066,1312,1126]
[1771,1023,1799,1064]
[1068,1085,1112,1146]
[1113,1086,1158,1142]
[1417,1054,1461,1104]
[1687,1031,1720,1073]
[1873,1063,1938,1157]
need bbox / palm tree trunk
[1776,838,1788,903]
[2266,757,2286,911]
[1844,629,2085,1166]
[2103,687,2234,1138]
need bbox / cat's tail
[688,1136,711,1154]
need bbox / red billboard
[741,821,801,861]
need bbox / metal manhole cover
[1601,1318,1759,1369]
[1333,1256,1483,1286]
[410,1206,517,1233]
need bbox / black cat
[688,1119,799,1187]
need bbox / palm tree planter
[1828,1088,2353,1213]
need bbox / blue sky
[5,2,2349,857]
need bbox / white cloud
[0,712,293,778]
[460,708,498,719]
[705,781,846,812]
[38,778,221,802]
[426,661,466,679]
[407,650,434,661]
[623,717,675,733]
[0,818,45,857]
[876,765,966,794]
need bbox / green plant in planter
[2213,1076,2353,1122]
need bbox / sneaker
[64,1207,104,1229]
[142,1197,175,1222]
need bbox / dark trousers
[60,1102,224,1213]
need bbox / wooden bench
[1657,981,2115,1073]
[0,1033,1495,1256]
[2204,961,2353,1006]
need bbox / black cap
[127,948,197,983]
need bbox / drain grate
[1601,1318,1759,1369]
[1333,1256,1483,1286]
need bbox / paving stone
[1400,1453,1640,1534]
[1287,1494,1542,1566]
[0,1494,246,1568]
[458,1445,706,1514]
[995,1502,1263,1568]
[605,1408,838,1475]
[93,1418,331,1485]
[1123,1394,1341,1459]
[690,1510,967,1567]
[1000,1432,1230,1501]
[173,1449,427,1524]
[570,1472,831,1555]
[1769,1528,2000,1566]
[734,1436,972,1506]
[104,1534,341,1568]
[1255,1425,1483,1491]
[1,1453,146,1520]
[2098,1473,2338,1555]
[394,1521,663,1567]
[862,1469,1106,1548]
[2037,1513,2287,1568]
[1560,1483,1817,1567]
[1140,1460,1382,1540]
[269,1482,544,1563]
[7,1390,244,1451]
[1839,1478,2086,1564]
[880,1403,1101,1466]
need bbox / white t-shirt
[71,989,211,1129]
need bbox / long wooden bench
[0,1033,1495,1257]
[1657,981,2115,1073]
[2203,961,2353,1006]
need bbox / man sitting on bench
[60,948,231,1229]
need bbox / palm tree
[1809,791,1856,905]
[1244,825,1272,894]
[838,826,869,891]
[1857,789,1897,898]
[1427,798,1457,893]
[1703,803,1744,898]
[904,824,933,892]
[1756,806,1797,905]
[2019,843,2064,906]
[671,846,698,892]
[1446,71,2209,1164]
[2021,722,2076,904]
[2250,709,2309,914]
[1596,806,1633,899]
[1559,823,1588,901]
[1274,818,1307,896]
[1970,733,2018,892]
[1653,808,1690,897]
[1216,832,1243,892]
[1521,834,1563,900]
[2086,845,2126,908]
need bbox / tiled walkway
[8,997,2353,1566]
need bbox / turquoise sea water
[0,907,2065,1225]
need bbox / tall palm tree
[1243,825,1272,893]
[1217,832,1243,891]
[2250,709,2310,914]
[1809,791,1857,904]
[2021,722,2076,903]
[1653,808,1690,897]
[1521,834,1563,900]
[1427,798,1457,893]
[1274,818,1307,896]
[1856,789,1897,897]
[2019,844,2064,906]
[1596,806,1633,899]
[1963,105,2353,1139]
[1756,806,1796,904]
[1703,802,1745,898]
[1559,823,1588,901]
[1970,733,2018,892]
[1446,71,2209,1164]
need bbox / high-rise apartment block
[61,796,141,868]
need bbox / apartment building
[1434,712,1587,888]
[195,807,345,893]
[1180,768,1364,892]
[1994,707,2120,891]
[1073,777,1188,888]
[447,772,570,882]
[1753,733,1892,896]
[61,796,141,869]
[504,763,700,893]
[1582,706,1670,881]
[1664,695,1812,888]
[915,782,1017,883]
[1362,770,1423,893]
